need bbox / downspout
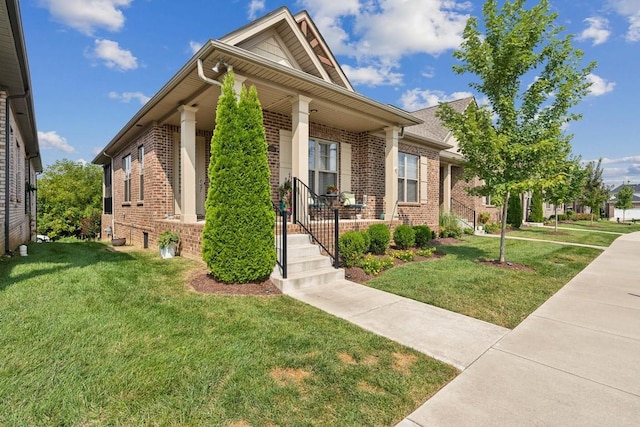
[196,58,232,87]
[5,91,28,254]
[26,153,38,240]
[103,151,115,239]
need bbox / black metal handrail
[451,198,476,230]
[272,202,287,278]
[293,177,340,268]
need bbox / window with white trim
[123,154,131,203]
[138,145,144,201]
[308,139,337,194]
[398,152,418,203]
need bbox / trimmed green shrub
[413,225,432,248]
[507,193,523,228]
[484,222,501,233]
[202,73,276,283]
[528,189,544,222]
[368,224,390,255]
[359,230,371,254]
[463,227,474,235]
[339,231,367,267]
[566,209,576,220]
[393,225,416,249]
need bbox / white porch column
[441,164,451,213]
[232,74,248,99]
[291,95,312,183]
[178,105,199,223]
[385,126,400,220]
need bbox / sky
[18,0,640,186]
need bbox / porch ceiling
[94,40,421,164]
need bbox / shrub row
[339,224,433,267]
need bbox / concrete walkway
[286,281,509,371]
[400,231,640,426]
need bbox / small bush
[549,214,567,221]
[359,230,371,254]
[393,225,416,249]
[413,225,432,248]
[565,210,576,220]
[463,227,474,235]
[339,231,367,267]
[477,212,491,225]
[575,212,594,221]
[439,212,462,238]
[416,247,435,257]
[390,249,415,262]
[484,222,501,234]
[368,224,390,255]
[358,254,394,275]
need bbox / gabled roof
[405,97,474,143]
[0,0,41,171]
[220,7,352,90]
[610,183,640,203]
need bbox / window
[398,152,418,203]
[308,139,337,194]
[138,145,144,201]
[484,195,492,206]
[104,164,113,214]
[123,154,131,203]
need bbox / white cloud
[601,156,640,164]
[586,73,616,96]
[91,39,138,71]
[248,0,265,20]
[342,64,403,86]
[421,66,436,78]
[38,130,75,153]
[609,0,640,41]
[189,40,203,54]
[108,91,150,105]
[577,17,611,45]
[399,88,473,111]
[39,0,132,35]
[300,0,471,60]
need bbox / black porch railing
[451,198,476,230]
[272,202,288,279]
[293,178,340,269]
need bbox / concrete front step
[271,266,345,293]
[272,233,343,292]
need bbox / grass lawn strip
[552,220,640,234]
[506,227,617,247]
[366,236,601,329]
[0,242,456,426]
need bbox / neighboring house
[93,7,485,257]
[0,0,42,256]
[607,183,640,221]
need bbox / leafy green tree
[614,184,634,223]
[507,193,523,228]
[436,0,595,262]
[544,158,586,231]
[202,72,276,283]
[580,159,610,224]
[37,159,102,239]
[528,188,544,223]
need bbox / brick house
[0,0,42,256]
[93,7,488,257]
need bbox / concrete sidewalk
[401,231,640,426]
[286,280,509,371]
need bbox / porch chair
[341,192,366,219]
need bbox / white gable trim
[220,8,333,84]
[238,29,302,70]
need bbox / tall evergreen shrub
[507,193,523,228]
[202,73,276,283]
[528,189,544,222]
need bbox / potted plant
[158,230,180,258]
[326,184,339,195]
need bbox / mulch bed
[476,259,534,271]
[188,273,282,296]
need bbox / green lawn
[367,236,602,329]
[553,220,640,233]
[506,227,617,246]
[0,242,456,426]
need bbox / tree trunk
[499,192,510,263]
[554,206,558,232]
